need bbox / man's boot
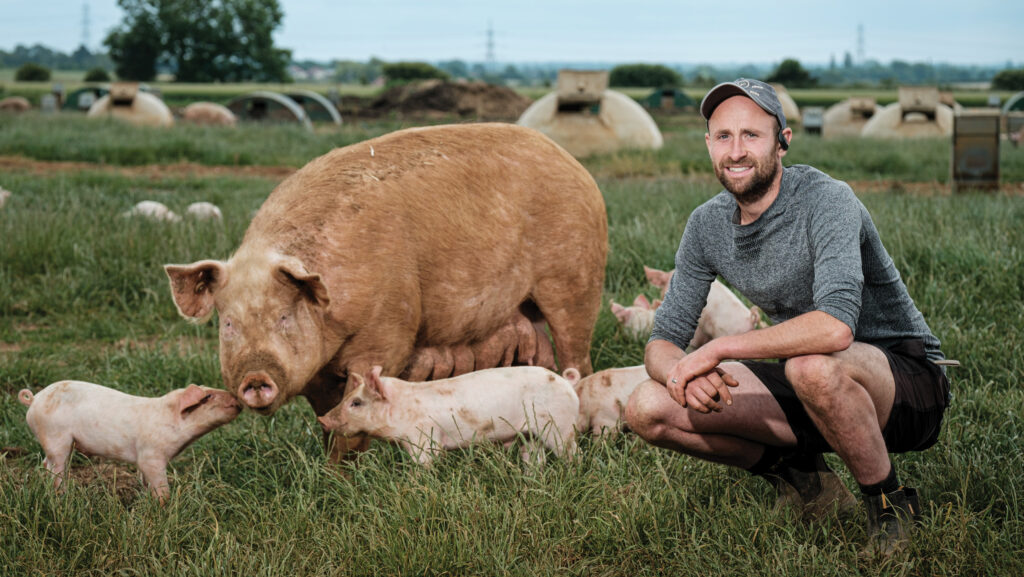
[764,453,858,521]
[861,486,919,557]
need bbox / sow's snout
[238,371,279,411]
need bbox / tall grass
[1,115,1022,576]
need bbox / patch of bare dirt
[363,79,533,120]
[0,155,296,181]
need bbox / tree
[15,62,51,81]
[766,58,816,88]
[104,0,291,83]
[84,67,112,82]
[609,64,682,88]
[992,68,1024,91]
[381,62,449,84]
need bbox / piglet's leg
[42,439,74,491]
[137,455,171,504]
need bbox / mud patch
[364,80,533,121]
[0,155,296,181]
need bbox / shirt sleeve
[808,184,864,335]
[649,209,716,350]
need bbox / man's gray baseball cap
[700,78,789,149]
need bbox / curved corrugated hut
[0,96,32,113]
[861,87,953,139]
[66,86,108,111]
[822,97,880,139]
[517,70,663,158]
[770,84,801,124]
[861,103,954,138]
[86,83,174,127]
[285,89,342,124]
[225,91,312,131]
[181,102,237,126]
[1002,91,1024,113]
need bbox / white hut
[517,70,663,158]
[87,83,174,127]
[770,84,801,124]
[822,97,880,139]
[861,87,953,139]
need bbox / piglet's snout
[239,372,279,410]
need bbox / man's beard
[714,154,779,205]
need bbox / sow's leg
[529,282,598,376]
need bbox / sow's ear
[275,257,331,308]
[164,260,227,323]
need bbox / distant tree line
[2,38,1019,92]
[0,44,112,71]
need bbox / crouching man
[624,78,950,556]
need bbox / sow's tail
[17,389,33,407]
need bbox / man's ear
[165,261,227,323]
[779,127,793,155]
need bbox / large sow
[165,123,608,455]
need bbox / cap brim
[700,83,750,120]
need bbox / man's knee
[785,354,843,401]
[624,380,672,441]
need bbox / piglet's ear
[177,384,209,416]
[633,294,651,309]
[367,366,390,401]
[643,265,673,290]
[275,258,330,308]
[165,260,227,323]
[609,301,630,322]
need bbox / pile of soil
[360,80,533,121]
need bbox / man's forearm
[707,310,853,362]
[644,339,686,385]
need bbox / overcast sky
[1,0,1021,66]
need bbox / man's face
[705,95,790,204]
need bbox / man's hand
[666,345,739,413]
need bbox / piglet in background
[122,200,181,222]
[318,365,579,466]
[0,186,11,209]
[18,381,241,502]
[643,265,765,348]
[609,294,661,340]
[185,201,223,222]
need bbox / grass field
[1,111,1022,576]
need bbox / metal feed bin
[802,106,824,135]
[951,110,1000,192]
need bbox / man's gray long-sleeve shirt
[651,164,943,361]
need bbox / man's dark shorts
[741,338,950,455]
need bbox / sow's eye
[221,317,236,340]
[350,398,363,408]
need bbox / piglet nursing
[18,381,241,501]
[318,366,579,465]
[566,365,652,437]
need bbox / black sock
[858,463,900,496]
[747,445,786,476]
